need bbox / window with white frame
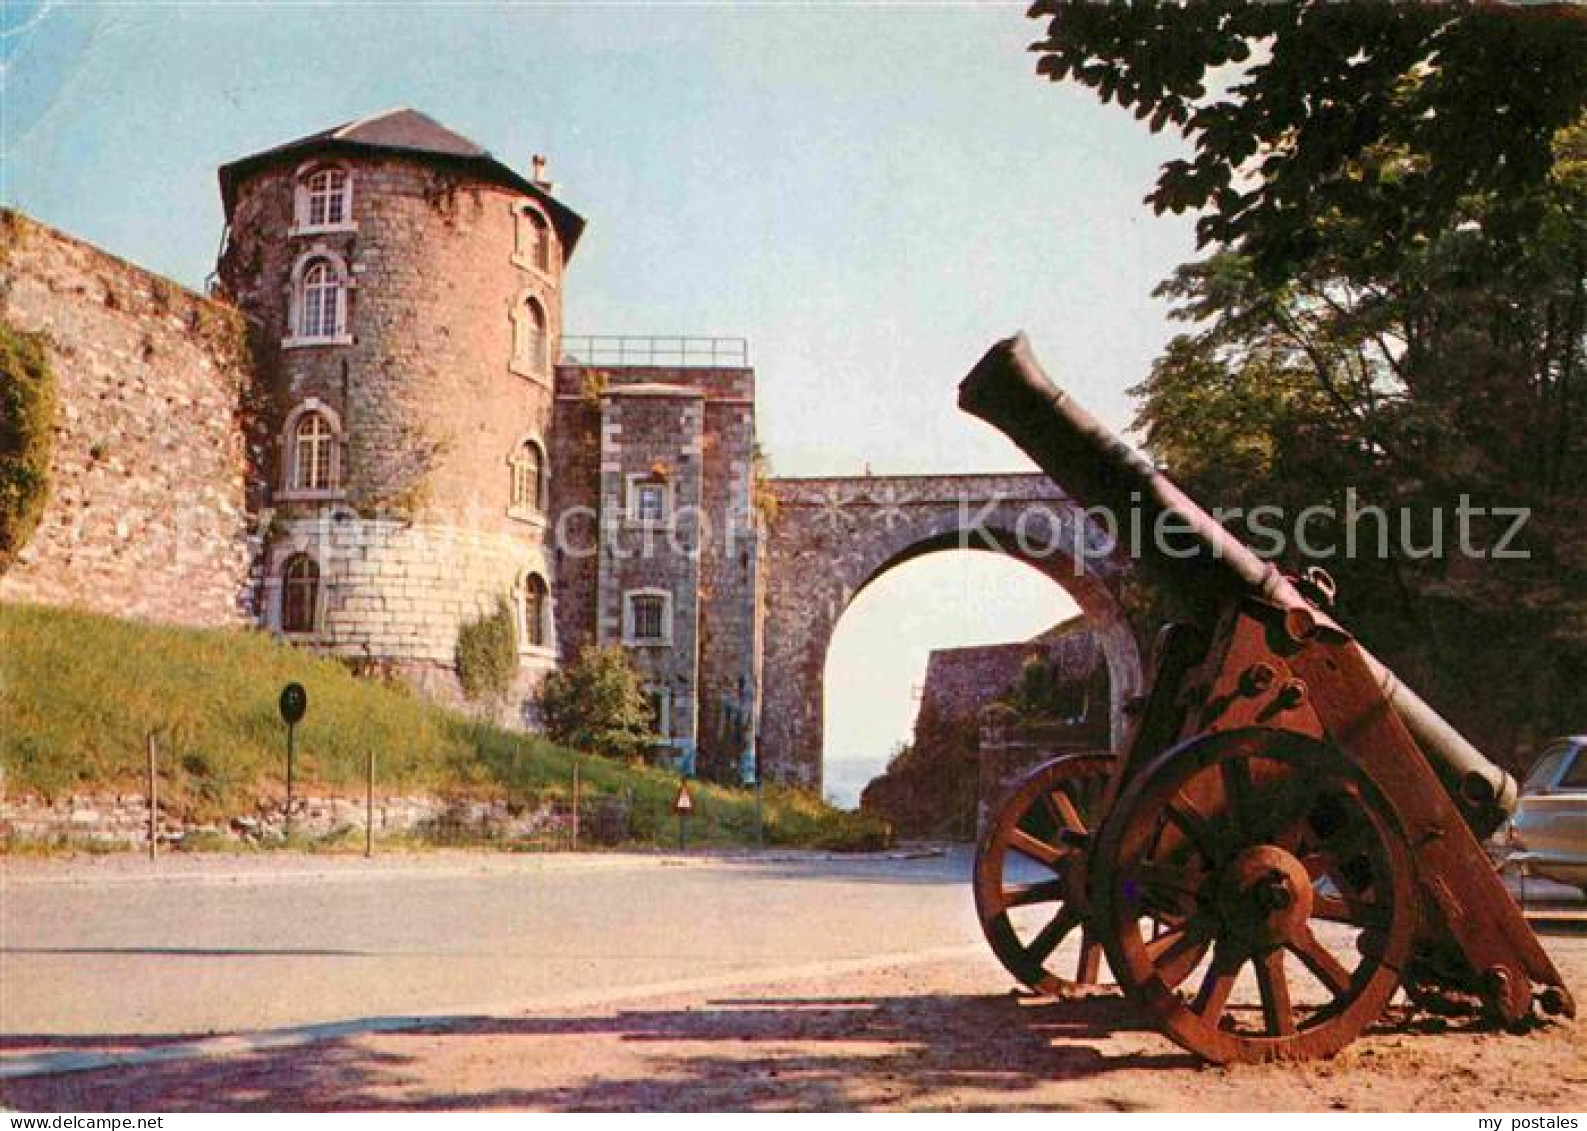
[308,168,349,227]
[521,572,550,649]
[294,164,353,233]
[285,402,347,494]
[509,440,545,514]
[515,207,552,273]
[280,553,320,634]
[627,475,669,525]
[298,258,345,340]
[623,590,671,645]
[513,296,548,373]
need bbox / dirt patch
[5,943,1584,1112]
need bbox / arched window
[306,167,349,227]
[292,410,337,493]
[510,439,544,514]
[514,297,548,372]
[515,207,552,273]
[522,572,550,649]
[299,259,344,339]
[281,554,320,634]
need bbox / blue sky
[2,1,1199,798]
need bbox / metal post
[571,758,581,851]
[365,748,375,859]
[285,721,295,839]
[146,732,157,862]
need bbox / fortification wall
[0,210,254,626]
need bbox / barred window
[630,594,665,642]
[281,554,320,634]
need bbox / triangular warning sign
[673,781,694,813]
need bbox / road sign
[279,682,308,725]
[673,781,694,814]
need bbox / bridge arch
[759,474,1142,790]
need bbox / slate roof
[218,108,584,258]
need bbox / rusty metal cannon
[961,333,1574,1063]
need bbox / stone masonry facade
[0,211,254,626]
[2,109,1135,792]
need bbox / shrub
[455,597,518,704]
[539,644,655,760]
[0,321,57,573]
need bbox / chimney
[531,154,554,193]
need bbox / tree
[539,645,656,760]
[1030,1,1587,283]
[1033,4,1587,758]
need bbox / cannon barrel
[959,333,1518,834]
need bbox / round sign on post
[279,682,308,725]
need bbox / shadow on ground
[0,990,1191,1112]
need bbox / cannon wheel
[1091,728,1417,1063]
[974,753,1118,996]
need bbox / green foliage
[0,604,879,850]
[0,321,57,573]
[539,644,655,759]
[1047,8,1587,759]
[1031,2,1587,283]
[455,597,518,704]
[861,702,981,841]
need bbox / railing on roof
[559,335,750,369]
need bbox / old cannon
[961,333,1574,1063]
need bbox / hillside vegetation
[0,603,886,851]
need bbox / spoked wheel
[974,753,1119,996]
[1091,728,1417,1063]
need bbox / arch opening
[823,549,1099,813]
[758,478,1144,800]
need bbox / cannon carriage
[962,334,1574,1063]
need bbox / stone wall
[0,210,254,626]
[0,791,597,849]
[918,621,1106,730]
[760,473,1142,790]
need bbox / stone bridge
[758,473,1143,789]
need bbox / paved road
[2,850,1582,1111]
[1,850,985,1040]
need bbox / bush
[455,597,517,704]
[539,644,655,759]
[0,321,57,573]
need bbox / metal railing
[559,334,750,369]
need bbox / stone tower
[217,109,585,717]
[551,350,764,781]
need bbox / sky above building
[2,1,1199,800]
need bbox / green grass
[0,603,888,851]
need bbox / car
[1505,736,1587,895]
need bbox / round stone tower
[217,109,584,718]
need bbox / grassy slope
[0,603,885,850]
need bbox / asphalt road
[1,849,987,1040]
[2,849,1583,1111]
